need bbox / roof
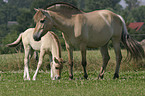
[128,22,144,31]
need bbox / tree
[84,0,121,12]
[125,0,140,10]
[131,6,145,22]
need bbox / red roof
[128,22,144,31]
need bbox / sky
[119,0,145,8]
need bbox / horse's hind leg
[23,46,31,80]
[33,51,39,62]
[80,45,88,79]
[98,43,110,79]
[112,39,122,79]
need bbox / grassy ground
[0,49,145,96]
[0,71,145,96]
[0,49,145,72]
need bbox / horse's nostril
[33,35,41,41]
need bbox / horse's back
[76,10,122,48]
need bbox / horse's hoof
[84,74,88,79]
[69,75,73,80]
[32,78,36,81]
[98,74,104,79]
[113,73,119,79]
[24,78,31,81]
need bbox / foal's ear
[54,57,59,63]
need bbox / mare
[33,3,144,79]
[7,28,63,80]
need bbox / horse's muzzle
[33,33,41,41]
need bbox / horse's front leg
[98,44,110,79]
[23,46,31,80]
[33,49,45,80]
[80,45,88,79]
[63,34,74,80]
[67,48,73,80]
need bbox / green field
[0,50,145,96]
[0,71,145,96]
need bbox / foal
[7,28,63,80]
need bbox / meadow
[0,49,145,96]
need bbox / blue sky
[119,0,145,8]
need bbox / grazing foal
[7,28,63,80]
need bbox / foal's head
[33,9,54,41]
[51,57,63,80]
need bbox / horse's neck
[50,11,74,33]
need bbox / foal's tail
[117,15,145,61]
[6,33,22,47]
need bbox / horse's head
[33,9,54,41]
[51,57,64,80]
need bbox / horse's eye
[55,67,59,69]
[40,20,45,23]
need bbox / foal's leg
[98,43,110,79]
[112,39,122,79]
[33,51,39,62]
[23,46,31,80]
[33,49,45,80]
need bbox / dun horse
[7,28,63,80]
[33,3,144,79]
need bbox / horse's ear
[34,8,39,12]
[40,9,51,18]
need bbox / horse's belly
[87,34,112,48]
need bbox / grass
[0,49,144,72]
[0,49,145,96]
[0,71,145,96]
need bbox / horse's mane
[45,2,84,18]
[33,2,84,21]
[33,11,44,22]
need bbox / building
[128,22,145,31]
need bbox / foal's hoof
[98,74,104,79]
[24,78,31,81]
[113,73,119,79]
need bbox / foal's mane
[49,31,61,58]
[45,2,84,18]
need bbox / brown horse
[33,3,144,79]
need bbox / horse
[140,39,145,49]
[7,28,63,80]
[33,3,144,79]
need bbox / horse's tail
[117,14,144,61]
[6,33,22,47]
